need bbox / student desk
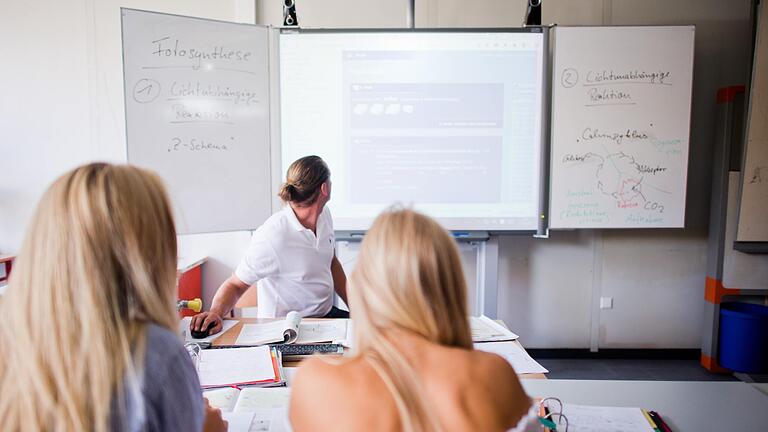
[522,379,768,431]
[213,318,547,380]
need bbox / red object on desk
[177,257,207,317]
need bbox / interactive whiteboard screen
[279,30,546,231]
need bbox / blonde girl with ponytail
[290,208,538,432]
[0,163,226,432]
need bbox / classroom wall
[1,0,754,349]
[257,0,754,349]
[0,0,255,299]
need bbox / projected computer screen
[279,30,546,231]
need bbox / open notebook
[234,311,349,346]
[546,403,657,432]
[204,387,291,432]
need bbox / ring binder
[538,398,570,431]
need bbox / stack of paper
[197,346,285,388]
[474,341,548,375]
[470,316,519,342]
[204,387,292,432]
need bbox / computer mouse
[191,322,215,339]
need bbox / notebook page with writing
[233,387,291,412]
[236,312,301,345]
[295,320,349,344]
[562,404,653,432]
[202,387,240,412]
[197,346,276,387]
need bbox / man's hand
[190,311,223,335]
[203,398,228,432]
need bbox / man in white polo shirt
[190,156,348,335]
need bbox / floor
[533,358,738,381]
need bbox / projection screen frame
[272,26,551,234]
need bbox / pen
[642,409,660,432]
[650,411,672,432]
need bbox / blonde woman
[290,209,538,432]
[0,163,226,432]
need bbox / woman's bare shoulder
[292,356,357,399]
[290,356,396,431]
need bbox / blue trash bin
[718,302,768,373]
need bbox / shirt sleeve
[234,234,280,285]
[142,326,204,432]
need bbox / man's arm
[210,274,252,317]
[330,254,348,306]
[190,274,251,333]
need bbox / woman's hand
[203,398,228,432]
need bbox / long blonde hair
[0,163,179,431]
[349,209,472,432]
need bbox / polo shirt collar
[284,205,306,231]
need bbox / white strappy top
[508,404,542,432]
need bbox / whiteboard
[121,9,272,234]
[724,173,768,290]
[736,3,768,245]
[549,26,694,229]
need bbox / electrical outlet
[600,297,613,309]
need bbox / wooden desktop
[211,318,547,380]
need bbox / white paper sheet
[295,320,349,344]
[559,404,653,432]
[474,341,548,374]
[222,408,291,432]
[234,387,291,412]
[203,387,240,412]
[180,317,238,344]
[197,346,276,388]
[470,316,520,342]
[222,412,256,432]
[224,408,292,432]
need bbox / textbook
[197,346,285,389]
[204,387,291,432]
[234,311,349,346]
